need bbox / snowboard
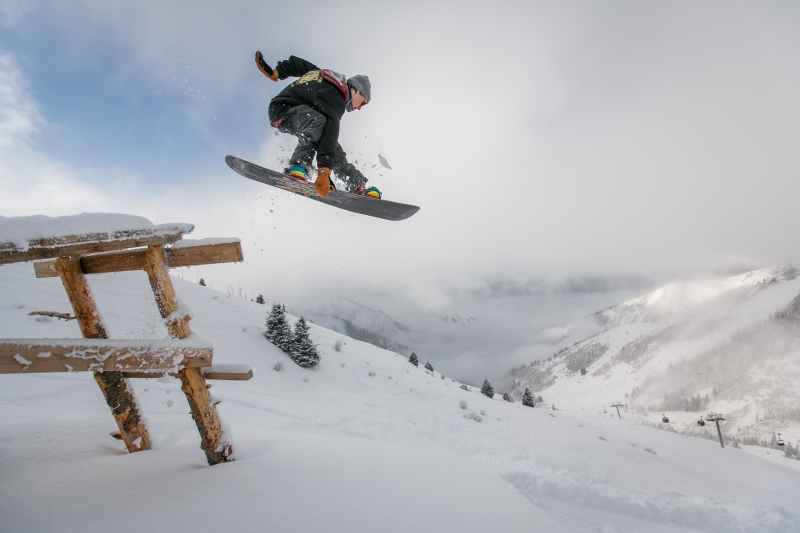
[225,155,420,221]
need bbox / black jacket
[269,56,348,169]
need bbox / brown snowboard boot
[315,167,332,197]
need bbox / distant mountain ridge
[295,275,649,382]
[302,298,412,355]
[509,267,800,443]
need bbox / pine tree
[265,304,291,351]
[502,392,513,402]
[424,361,434,372]
[256,294,265,304]
[264,304,281,340]
[290,317,319,368]
[522,387,535,407]
[199,278,207,287]
[481,379,494,398]
[409,352,419,366]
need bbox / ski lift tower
[611,402,625,419]
[705,412,726,448]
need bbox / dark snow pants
[268,104,367,191]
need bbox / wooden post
[143,245,233,465]
[55,256,151,453]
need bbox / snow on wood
[0,213,154,248]
[124,364,253,381]
[13,354,32,367]
[163,299,193,327]
[0,215,195,265]
[0,338,213,374]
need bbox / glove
[315,167,332,197]
[255,51,278,81]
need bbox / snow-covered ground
[1,256,799,533]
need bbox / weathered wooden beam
[1,226,191,265]
[0,338,213,374]
[144,245,193,338]
[203,365,253,381]
[33,240,243,278]
[123,365,253,381]
[55,257,108,339]
[55,257,152,453]
[143,245,233,465]
[27,310,76,320]
[169,239,243,269]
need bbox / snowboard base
[225,155,420,221]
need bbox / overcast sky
[2,2,799,380]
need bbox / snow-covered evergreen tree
[265,304,291,351]
[290,317,319,368]
[424,361,434,372]
[409,352,419,366]
[522,387,535,407]
[255,294,265,304]
[264,304,281,340]
[502,392,513,402]
[481,379,494,398]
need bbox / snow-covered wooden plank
[1,224,194,265]
[0,338,213,374]
[33,239,243,278]
[123,364,253,381]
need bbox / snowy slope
[509,267,800,445]
[1,261,799,533]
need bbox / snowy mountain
[509,267,800,446]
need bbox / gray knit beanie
[347,74,371,102]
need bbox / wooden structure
[0,224,251,465]
[611,402,626,419]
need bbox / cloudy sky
[2,1,799,381]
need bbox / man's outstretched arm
[255,52,319,81]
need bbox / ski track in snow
[504,468,799,533]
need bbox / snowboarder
[255,51,380,199]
